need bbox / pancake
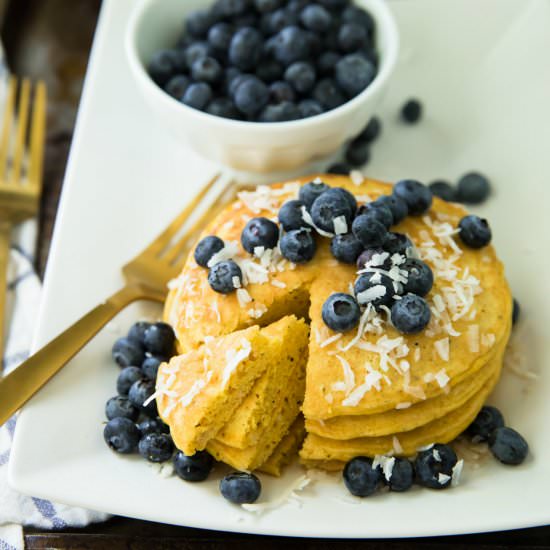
[305,328,508,439]
[163,174,511,472]
[215,316,308,449]
[299,352,504,463]
[258,416,306,477]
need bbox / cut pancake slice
[306,336,506,439]
[207,373,304,471]
[215,316,308,449]
[258,416,306,477]
[300,358,503,465]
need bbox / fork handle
[0,222,10,366]
[0,283,164,426]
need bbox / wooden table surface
[2,1,549,548]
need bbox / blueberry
[393,179,432,215]
[330,233,363,264]
[385,458,414,492]
[317,51,341,76]
[374,195,408,225]
[312,78,346,110]
[351,214,387,247]
[356,203,393,229]
[116,366,144,396]
[148,50,185,86]
[415,444,457,489]
[401,258,434,297]
[318,0,349,8]
[112,337,145,368]
[182,83,213,111]
[191,56,223,85]
[241,217,279,253]
[220,472,262,504]
[278,200,307,231]
[284,61,316,94]
[272,26,310,66]
[174,450,214,482]
[128,379,157,416]
[342,5,374,36]
[466,405,505,442]
[142,355,166,381]
[144,323,175,356]
[194,235,225,267]
[214,0,249,17]
[299,180,329,209]
[330,187,357,214]
[258,101,301,122]
[164,75,191,100]
[105,395,139,421]
[489,427,529,465]
[391,294,431,334]
[335,54,376,98]
[512,298,520,326]
[322,293,361,332]
[208,22,235,52]
[184,42,213,67]
[298,99,324,118]
[229,27,263,71]
[255,59,284,83]
[232,13,260,29]
[355,117,381,144]
[208,260,243,294]
[345,141,370,167]
[261,9,298,36]
[458,215,492,248]
[382,232,413,256]
[401,99,422,123]
[456,172,491,204]
[356,247,389,270]
[138,417,170,436]
[229,73,255,98]
[127,321,151,346]
[269,81,296,104]
[300,4,332,32]
[354,272,395,310]
[185,10,215,38]
[429,180,456,202]
[286,0,309,14]
[103,417,140,454]
[280,228,316,263]
[311,189,354,233]
[338,23,368,53]
[234,76,269,116]
[138,432,174,463]
[327,162,351,175]
[254,0,283,13]
[343,456,382,497]
[206,98,242,120]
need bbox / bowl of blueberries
[125,0,399,174]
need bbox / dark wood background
[1,1,548,548]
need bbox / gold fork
[0,77,46,360]
[0,172,242,426]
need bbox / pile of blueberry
[194,178,493,334]
[103,320,263,504]
[148,0,379,122]
[343,405,529,498]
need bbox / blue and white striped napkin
[0,45,109,550]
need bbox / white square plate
[8,0,550,537]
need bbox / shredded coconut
[350,170,364,186]
[319,333,343,349]
[241,475,311,514]
[451,459,464,486]
[467,324,480,353]
[222,339,252,387]
[271,279,286,289]
[434,368,450,388]
[392,436,404,454]
[395,402,411,410]
[207,240,240,268]
[236,288,253,307]
[434,337,450,361]
[333,215,348,235]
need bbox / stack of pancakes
[159,175,512,474]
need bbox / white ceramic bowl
[126,0,399,175]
